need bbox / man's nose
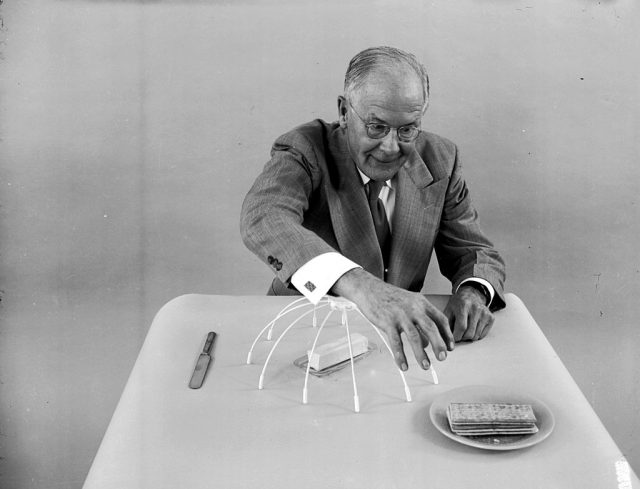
[379,128,400,154]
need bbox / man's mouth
[371,154,402,164]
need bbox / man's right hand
[331,268,454,371]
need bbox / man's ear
[337,96,348,128]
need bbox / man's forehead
[351,66,424,115]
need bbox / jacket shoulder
[272,119,338,157]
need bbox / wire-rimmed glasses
[348,100,421,142]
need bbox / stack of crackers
[447,403,538,436]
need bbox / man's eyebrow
[367,115,387,124]
[366,114,420,126]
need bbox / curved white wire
[430,367,439,385]
[267,297,330,339]
[258,305,329,390]
[302,309,335,404]
[266,297,312,339]
[246,300,314,364]
[343,310,361,412]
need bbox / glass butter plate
[293,344,376,377]
[429,385,555,451]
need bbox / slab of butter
[307,333,369,371]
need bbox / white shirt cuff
[291,252,361,304]
[457,277,495,305]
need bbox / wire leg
[302,309,335,404]
[247,301,314,364]
[343,310,360,413]
[430,366,439,385]
[258,306,327,390]
[355,309,412,403]
[266,298,311,340]
[268,297,329,339]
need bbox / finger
[385,325,408,371]
[479,322,493,340]
[416,326,434,365]
[478,313,495,340]
[472,310,491,341]
[442,306,457,350]
[414,317,448,362]
[402,323,431,370]
[443,302,455,324]
[424,303,455,350]
[453,306,468,343]
[422,344,432,370]
[462,307,481,341]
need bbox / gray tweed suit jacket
[240,119,506,310]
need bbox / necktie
[366,180,391,269]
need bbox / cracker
[447,403,538,436]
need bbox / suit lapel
[325,127,384,277]
[386,148,438,286]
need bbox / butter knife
[188,331,217,389]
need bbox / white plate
[429,385,555,451]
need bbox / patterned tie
[366,180,391,269]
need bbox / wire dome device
[246,296,439,413]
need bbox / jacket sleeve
[433,145,507,310]
[240,128,337,287]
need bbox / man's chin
[364,156,405,180]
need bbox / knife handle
[203,331,217,354]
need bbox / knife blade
[188,331,217,389]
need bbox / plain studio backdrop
[0,0,638,487]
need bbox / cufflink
[304,281,316,292]
[267,255,275,265]
[275,261,282,271]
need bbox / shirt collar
[356,168,394,190]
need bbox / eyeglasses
[348,100,421,142]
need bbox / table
[82,294,638,488]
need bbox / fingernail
[422,359,430,370]
[401,362,408,371]
[438,351,446,361]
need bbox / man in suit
[240,46,505,372]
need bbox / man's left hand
[444,285,495,342]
